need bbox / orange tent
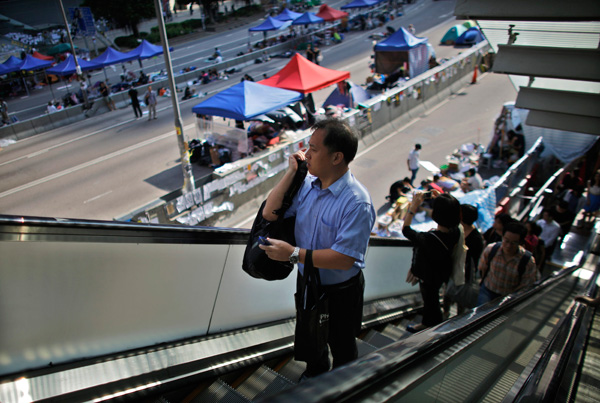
[259,53,350,94]
[316,4,349,21]
[32,51,54,61]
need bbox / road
[0,0,518,226]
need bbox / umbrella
[191,80,303,121]
[47,43,78,56]
[273,8,303,21]
[291,12,325,26]
[32,51,54,61]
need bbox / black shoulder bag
[294,250,330,362]
[242,160,308,280]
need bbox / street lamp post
[57,0,90,109]
[153,0,195,195]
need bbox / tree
[82,0,156,37]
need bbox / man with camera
[259,118,375,379]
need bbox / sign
[69,7,96,37]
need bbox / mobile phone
[423,191,432,200]
[258,236,271,246]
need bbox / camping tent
[323,81,371,108]
[273,8,303,21]
[455,27,485,46]
[91,47,136,67]
[374,27,429,77]
[462,20,477,29]
[191,80,303,120]
[316,4,349,21]
[340,0,380,10]
[123,40,164,61]
[259,53,350,94]
[46,54,101,76]
[291,12,324,25]
[440,24,467,45]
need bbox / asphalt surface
[0,0,518,226]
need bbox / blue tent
[91,47,136,67]
[192,81,303,121]
[440,24,467,45]
[291,12,325,25]
[455,27,485,46]
[123,40,164,60]
[19,54,53,71]
[340,0,380,10]
[273,8,302,21]
[374,27,430,77]
[47,54,101,76]
[249,16,287,31]
[2,56,23,74]
[323,81,371,108]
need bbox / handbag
[294,250,330,362]
[242,160,308,280]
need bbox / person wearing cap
[407,144,421,186]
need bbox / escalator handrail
[512,259,600,402]
[261,263,585,402]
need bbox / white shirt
[537,218,561,247]
[408,149,420,170]
[467,173,483,190]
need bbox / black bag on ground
[242,160,308,280]
[294,250,329,362]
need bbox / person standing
[403,191,460,332]
[477,222,539,305]
[128,87,142,119]
[99,82,116,111]
[407,143,421,186]
[144,86,157,120]
[537,209,561,261]
[260,118,375,379]
[0,99,9,125]
[306,44,315,63]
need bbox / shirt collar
[310,170,352,197]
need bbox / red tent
[32,51,54,61]
[259,53,350,94]
[316,4,349,22]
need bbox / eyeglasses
[502,237,520,246]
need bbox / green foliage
[114,36,141,49]
[82,0,155,36]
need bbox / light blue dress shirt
[285,170,376,285]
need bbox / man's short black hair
[543,208,555,218]
[312,118,358,164]
[460,204,478,225]
[503,222,527,242]
[415,143,422,150]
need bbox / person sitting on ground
[462,168,483,192]
[47,101,58,113]
[404,191,461,333]
[477,222,539,305]
[433,173,459,192]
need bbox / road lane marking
[84,190,113,204]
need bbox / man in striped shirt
[477,222,540,305]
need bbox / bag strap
[274,160,308,217]
[430,231,449,251]
[518,251,533,281]
[304,249,322,288]
[482,242,502,283]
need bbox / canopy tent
[123,40,164,61]
[249,16,288,32]
[0,64,8,75]
[19,54,53,71]
[374,27,429,77]
[455,27,485,47]
[191,80,303,121]
[91,47,137,67]
[47,43,77,56]
[259,53,350,94]
[32,51,54,61]
[441,24,467,45]
[340,0,380,10]
[316,4,349,21]
[323,81,371,108]
[273,8,303,21]
[291,12,324,25]
[46,54,101,76]
[2,56,23,74]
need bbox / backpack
[242,160,308,280]
[485,242,532,283]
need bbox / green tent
[441,25,467,45]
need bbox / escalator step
[272,358,306,384]
[357,338,378,357]
[236,365,294,400]
[381,323,411,340]
[191,379,249,403]
[363,329,396,348]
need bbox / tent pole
[44,70,56,100]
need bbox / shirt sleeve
[520,255,540,286]
[330,201,375,262]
